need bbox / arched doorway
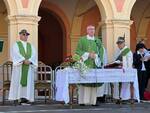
[131,0,150,50]
[38,0,72,69]
[38,0,109,66]
[38,8,65,68]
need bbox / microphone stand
[95,39,104,105]
[95,40,103,69]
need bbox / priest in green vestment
[75,25,108,105]
[9,29,37,104]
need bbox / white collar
[87,35,95,40]
[20,40,27,44]
[137,51,140,54]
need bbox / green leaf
[72,54,81,61]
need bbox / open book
[143,51,150,61]
[104,60,122,69]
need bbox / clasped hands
[89,51,96,59]
[23,60,32,65]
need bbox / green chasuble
[17,41,32,87]
[76,36,104,68]
[75,36,104,87]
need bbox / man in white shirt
[113,36,133,103]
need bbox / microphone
[95,39,98,44]
[95,40,100,48]
[95,40,100,57]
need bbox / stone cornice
[99,20,113,28]
[6,15,41,25]
[100,19,133,28]
[112,19,133,26]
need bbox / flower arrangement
[60,55,75,67]
[60,54,89,77]
[72,54,89,77]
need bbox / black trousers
[137,71,148,100]
[145,70,150,89]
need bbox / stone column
[101,19,133,62]
[7,15,41,59]
[70,16,83,55]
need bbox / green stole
[17,41,32,87]
[116,47,130,61]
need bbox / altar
[55,68,140,104]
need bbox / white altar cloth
[55,68,139,104]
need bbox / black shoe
[20,98,28,103]
[19,98,30,105]
[97,96,105,103]
[115,100,121,104]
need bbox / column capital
[99,20,113,28]
[111,19,133,26]
[6,15,41,25]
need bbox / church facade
[0,0,150,66]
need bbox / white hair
[86,25,95,31]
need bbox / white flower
[73,60,89,77]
